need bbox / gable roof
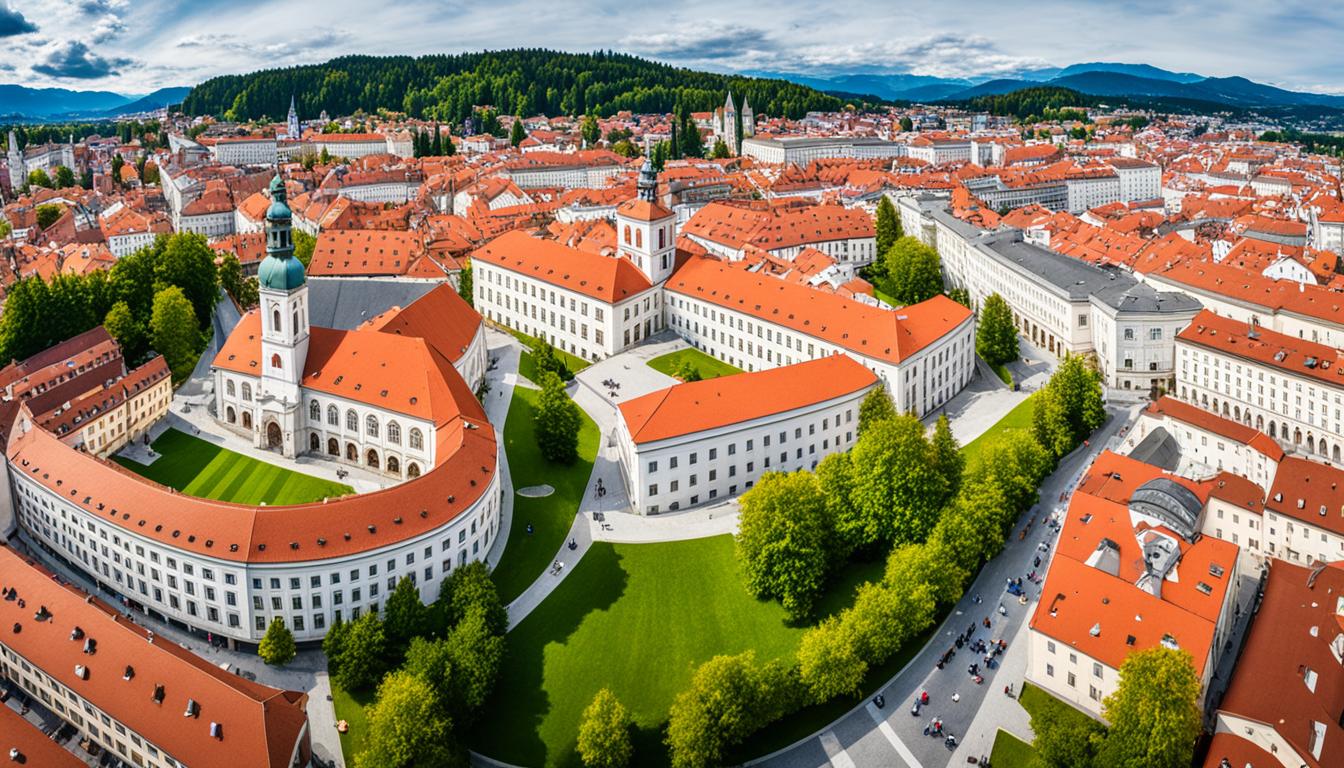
[618,355,877,444]
[470,229,655,304]
[666,256,971,365]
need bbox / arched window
[226,406,236,424]
[271,353,282,370]
[272,309,281,333]
[635,228,642,248]
[309,400,320,420]
[407,462,421,479]
[309,433,320,451]
[241,383,252,402]
[327,405,338,426]
[366,414,379,437]
[292,310,299,334]
[346,442,357,461]
[328,437,339,456]
[387,421,401,444]
[658,228,665,249]
[346,410,357,431]
[226,380,236,397]
[366,449,379,469]
[623,225,631,244]
[409,428,424,450]
[387,456,400,476]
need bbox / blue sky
[2,0,1343,95]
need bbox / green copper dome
[258,253,306,291]
[266,175,292,221]
[258,174,304,291]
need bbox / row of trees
[181,50,847,124]
[322,563,508,768]
[1032,355,1107,459]
[411,125,457,157]
[1029,646,1202,768]
[666,360,1104,767]
[735,398,961,620]
[0,233,219,378]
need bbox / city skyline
[3,0,1344,95]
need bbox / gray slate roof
[307,278,440,330]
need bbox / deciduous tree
[356,671,454,768]
[383,576,429,658]
[976,293,1019,366]
[1096,648,1201,768]
[856,386,896,435]
[848,415,946,546]
[874,196,902,257]
[35,203,62,230]
[735,471,833,620]
[258,617,296,665]
[535,370,581,464]
[333,612,388,691]
[149,286,199,379]
[884,236,943,305]
[103,300,145,361]
[577,688,633,768]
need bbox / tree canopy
[577,689,634,768]
[735,471,833,620]
[257,617,296,665]
[182,50,848,124]
[883,236,943,305]
[976,292,1019,366]
[534,370,581,463]
[1096,647,1202,768]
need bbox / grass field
[330,681,373,764]
[506,328,591,383]
[961,393,1037,470]
[646,348,742,380]
[490,387,600,604]
[113,429,352,505]
[475,537,817,767]
[990,729,1038,768]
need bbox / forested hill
[181,49,847,122]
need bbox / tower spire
[637,157,657,202]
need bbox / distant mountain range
[757,62,1344,110]
[0,84,190,120]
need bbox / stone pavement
[483,329,522,568]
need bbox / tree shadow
[473,542,630,766]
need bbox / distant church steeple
[287,95,300,140]
[637,156,658,202]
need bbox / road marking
[866,703,924,768]
[818,730,855,768]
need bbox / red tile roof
[1145,396,1284,461]
[1031,451,1237,676]
[665,256,972,365]
[471,229,655,303]
[1176,310,1344,389]
[360,284,482,367]
[619,355,877,444]
[0,701,84,767]
[0,545,309,768]
[1217,558,1344,768]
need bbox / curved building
[3,175,500,646]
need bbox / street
[748,401,1142,768]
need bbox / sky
[2,0,1344,96]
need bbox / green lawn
[491,387,600,604]
[990,729,1038,768]
[646,347,742,381]
[475,537,818,768]
[112,428,352,505]
[330,680,373,764]
[872,286,899,306]
[991,361,1014,387]
[506,327,592,383]
[961,393,1037,470]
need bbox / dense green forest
[0,119,163,151]
[958,87,1100,122]
[1259,127,1344,156]
[181,49,846,123]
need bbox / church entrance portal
[266,421,283,449]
